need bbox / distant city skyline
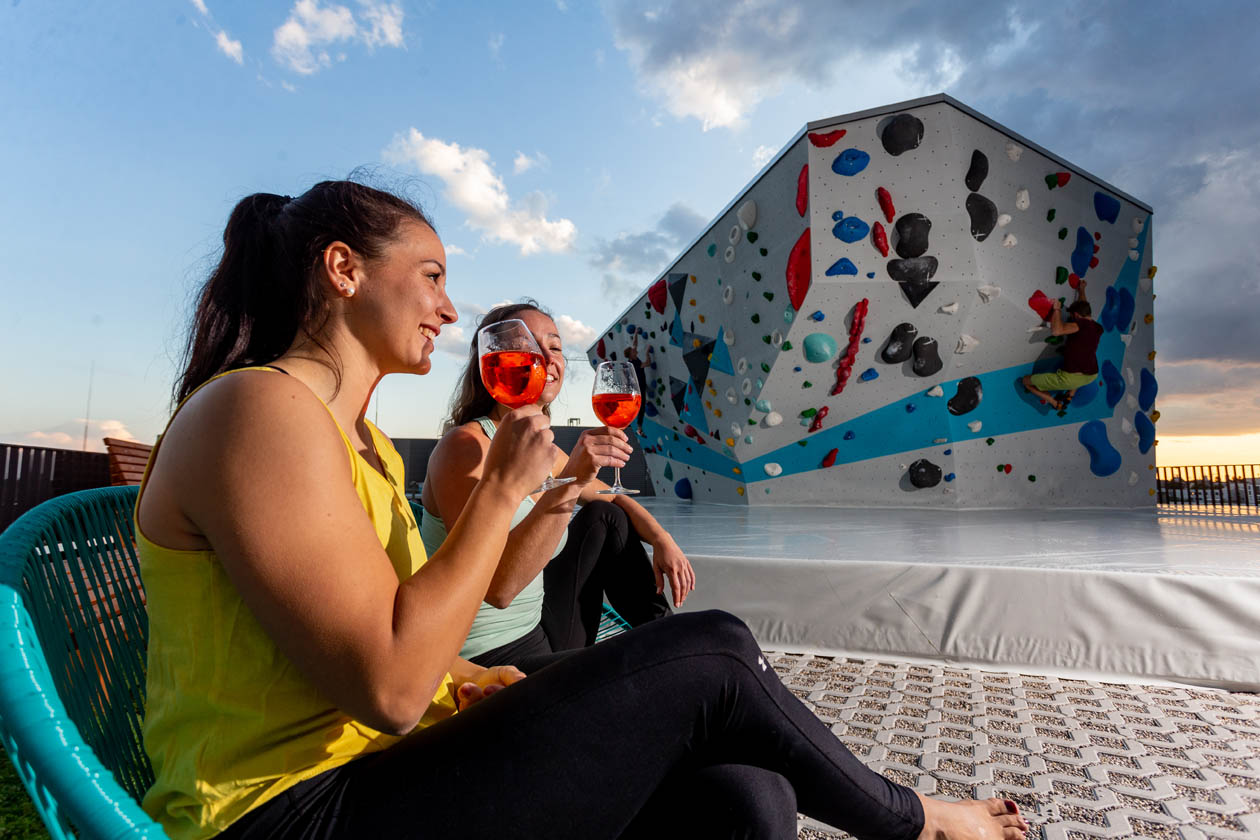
[4,0,1258,466]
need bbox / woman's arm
[161,373,557,734]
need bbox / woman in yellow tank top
[140,180,1027,840]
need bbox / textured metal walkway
[770,653,1260,840]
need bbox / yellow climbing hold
[732,466,742,475]
[708,387,716,396]
[689,298,696,307]
[690,275,697,283]
[725,437,735,446]
[1147,266,1157,280]
[699,315,706,323]
[1150,410,1160,423]
[714,408,722,417]
[704,400,712,409]
[1144,313,1154,324]
[693,338,701,348]
[736,486,745,496]
[1148,351,1157,361]
[706,379,713,386]
[1149,488,1156,496]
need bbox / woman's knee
[669,610,759,657]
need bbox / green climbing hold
[1044,173,1058,189]
[1046,208,1056,222]
[752,271,762,281]
[802,381,813,388]
[751,313,760,324]
[762,335,772,344]
[759,248,768,256]
[763,292,774,302]
[1045,335,1064,345]
[800,408,817,418]
[1055,266,1069,285]
[996,464,1004,472]
[797,440,808,447]
[1028,475,1036,482]
[744,398,751,406]
[780,340,793,351]
[747,231,759,243]
[707,243,717,256]
[664,463,674,480]
[1058,227,1068,240]
[760,362,770,372]
[650,331,656,338]
[985,437,995,445]
[748,419,757,425]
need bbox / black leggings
[472,501,672,673]
[218,611,923,840]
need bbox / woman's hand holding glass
[556,427,633,486]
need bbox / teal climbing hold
[803,333,838,363]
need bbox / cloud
[215,30,244,63]
[555,314,596,350]
[1146,360,1260,436]
[488,32,505,58]
[588,201,707,311]
[189,0,208,14]
[272,0,404,75]
[384,129,577,255]
[434,324,469,358]
[444,243,469,257]
[513,151,549,174]
[4,419,139,454]
[752,145,776,167]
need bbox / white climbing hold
[738,200,757,231]
[730,423,742,438]
[1006,142,1023,161]
[764,411,783,427]
[741,378,752,395]
[1128,471,1139,486]
[967,420,983,433]
[1132,216,1145,234]
[1121,418,1134,435]
[723,245,736,263]
[1120,333,1132,345]
[933,438,948,444]
[939,301,959,314]
[1128,250,1139,261]
[725,387,737,404]
[1015,188,1030,210]
[1126,394,1139,410]
[770,330,783,347]
[1002,233,1018,248]
[764,462,782,477]
[723,286,735,304]
[736,357,748,373]
[926,385,944,397]
[1128,237,1139,248]
[977,284,1001,303]
[1027,323,1047,333]
[997,213,1012,227]
[723,329,735,346]
[1139,276,1152,294]
[1125,367,1135,386]
[728,224,741,245]
[955,334,980,354]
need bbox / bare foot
[916,794,1028,840]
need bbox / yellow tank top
[137,367,459,840]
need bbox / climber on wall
[1022,279,1102,412]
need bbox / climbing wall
[588,95,1157,508]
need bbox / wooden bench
[103,437,153,486]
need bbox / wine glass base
[597,487,639,495]
[532,476,577,494]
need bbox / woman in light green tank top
[420,302,698,672]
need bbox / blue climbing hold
[1078,420,1122,477]
[859,368,879,381]
[943,449,952,456]
[1101,360,1125,408]
[944,473,955,482]
[832,216,870,243]
[793,366,802,372]
[861,337,871,343]
[843,430,855,441]
[1072,381,1100,408]
[826,257,859,276]
[866,272,876,278]
[1114,287,1135,333]
[1139,368,1158,412]
[905,403,916,413]
[831,210,844,221]
[831,148,870,176]
[810,310,825,321]
[1134,411,1156,454]
[674,477,693,499]
[1094,192,1121,224]
[1100,286,1118,331]
[644,402,658,417]
[1071,227,1094,277]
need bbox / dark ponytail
[443,300,552,433]
[177,181,433,404]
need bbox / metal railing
[1156,465,1259,514]
[1,444,111,531]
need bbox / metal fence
[1,443,112,531]
[1156,465,1259,514]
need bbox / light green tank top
[419,417,568,658]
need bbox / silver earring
[346,286,356,297]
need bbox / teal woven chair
[0,485,164,838]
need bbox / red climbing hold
[647,277,667,314]
[1028,290,1054,321]
[596,338,606,359]
[1092,244,1099,253]
[822,448,838,468]
[876,187,895,223]
[809,405,829,433]
[872,221,889,257]
[808,129,846,148]
[1056,172,1071,187]
[1004,463,1013,474]
[1094,232,1101,241]
[796,164,809,218]
[1089,256,1099,269]
[786,227,811,311]
[1068,273,1081,289]
[830,298,869,396]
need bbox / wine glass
[592,361,642,495]
[478,319,576,494]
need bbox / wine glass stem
[613,466,622,490]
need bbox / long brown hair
[443,300,554,432]
[177,180,434,404]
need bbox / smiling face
[350,219,457,376]
[517,308,565,406]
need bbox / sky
[3,0,1259,466]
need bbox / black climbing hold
[887,256,938,284]
[912,336,942,377]
[908,458,942,488]
[669,377,688,414]
[966,192,998,241]
[965,149,989,192]
[667,272,688,310]
[894,213,932,259]
[881,322,918,364]
[897,277,939,309]
[881,113,924,156]
[947,376,982,416]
